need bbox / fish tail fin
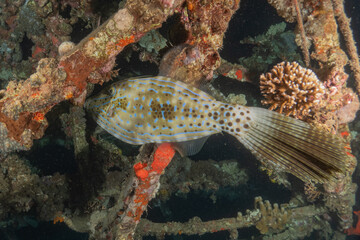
[237,107,348,183]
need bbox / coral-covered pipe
[0,0,185,156]
[117,143,175,239]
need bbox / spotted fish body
[86,76,251,145]
[86,76,348,183]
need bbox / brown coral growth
[260,61,325,119]
[254,196,289,234]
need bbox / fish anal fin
[170,136,210,156]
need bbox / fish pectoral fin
[105,106,115,118]
[171,136,210,156]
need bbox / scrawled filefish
[85,76,348,183]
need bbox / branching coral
[136,196,293,238]
[260,61,325,119]
[254,196,290,234]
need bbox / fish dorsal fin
[173,80,215,100]
[133,75,216,100]
[171,136,210,156]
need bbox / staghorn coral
[260,61,325,119]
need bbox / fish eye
[108,87,116,95]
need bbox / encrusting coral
[260,61,325,119]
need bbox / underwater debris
[116,143,176,239]
[136,198,262,238]
[157,157,248,202]
[260,61,325,119]
[137,196,328,238]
